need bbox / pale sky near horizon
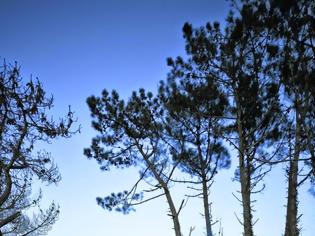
[0,0,314,235]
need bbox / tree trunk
[284,109,301,236]
[240,164,254,236]
[236,97,254,236]
[285,160,299,236]
[164,188,182,236]
[139,145,182,236]
[151,169,182,236]
[198,132,213,236]
[201,173,213,236]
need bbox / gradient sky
[0,0,314,235]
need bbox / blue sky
[0,0,314,235]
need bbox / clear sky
[0,0,314,235]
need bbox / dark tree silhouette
[0,62,76,235]
[158,66,231,236]
[84,89,183,236]
[168,11,283,235]
[235,1,315,234]
[85,1,314,235]
[270,3,314,235]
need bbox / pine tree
[169,11,282,235]
[0,62,76,235]
[238,1,315,234]
[84,89,183,236]
[159,60,231,236]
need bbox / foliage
[0,62,76,235]
[159,64,231,236]
[85,1,315,235]
[85,88,183,236]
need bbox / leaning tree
[84,89,184,236]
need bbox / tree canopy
[85,1,315,236]
[0,62,76,235]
